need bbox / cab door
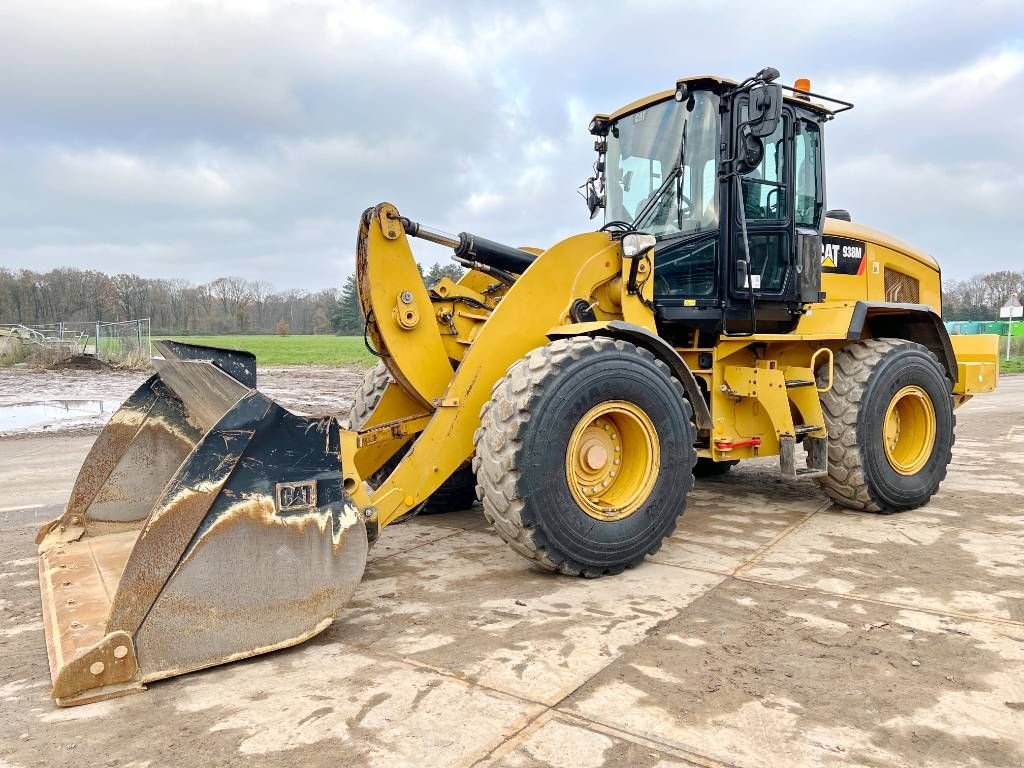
[792,115,824,305]
[727,101,825,311]
[729,102,794,303]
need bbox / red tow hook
[714,437,762,453]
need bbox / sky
[1,0,1022,289]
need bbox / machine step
[794,423,824,436]
[795,467,828,479]
[779,434,829,480]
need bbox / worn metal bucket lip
[37,530,144,704]
[137,616,337,685]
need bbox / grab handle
[811,347,834,394]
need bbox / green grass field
[154,335,1024,373]
[161,335,377,367]
[1001,356,1024,375]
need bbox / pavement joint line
[368,527,467,562]
[646,559,733,579]
[356,556,736,714]
[730,498,832,576]
[554,711,742,768]
[824,506,1024,539]
[357,646,555,708]
[730,572,1024,630]
[418,516,492,533]
[322,640,563,766]
[469,709,557,767]
[648,500,829,579]
[463,594,742,768]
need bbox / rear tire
[818,338,954,512]
[345,362,477,514]
[473,336,696,576]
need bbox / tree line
[0,262,464,336]
[3,263,1017,334]
[941,270,1024,321]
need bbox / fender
[546,320,713,431]
[847,301,958,385]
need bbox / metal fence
[0,319,151,367]
[95,319,152,366]
[0,323,90,365]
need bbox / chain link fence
[1,319,151,368]
[95,319,152,367]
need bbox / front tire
[819,338,954,512]
[473,337,696,576]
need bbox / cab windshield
[604,91,720,239]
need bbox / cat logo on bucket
[276,480,318,512]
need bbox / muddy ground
[0,365,365,437]
[0,367,1022,767]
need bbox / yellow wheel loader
[35,68,999,706]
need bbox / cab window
[741,117,787,221]
[654,238,717,299]
[618,156,663,219]
[794,121,821,227]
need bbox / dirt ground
[0,365,365,436]
[0,367,1022,768]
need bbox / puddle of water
[0,400,122,431]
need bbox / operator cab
[584,71,852,342]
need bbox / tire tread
[473,336,694,576]
[818,338,955,512]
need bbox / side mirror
[735,130,764,175]
[584,178,604,219]
[747,83,781,138]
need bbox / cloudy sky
[2,0,1022,289]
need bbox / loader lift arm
[348,203,677,531]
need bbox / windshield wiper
[632,164,681,231]
[633,120,688,232]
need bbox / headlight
[622,233,656,258]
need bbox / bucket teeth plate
[36,341,368,706]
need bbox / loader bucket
[35,341,368,706]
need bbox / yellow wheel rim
[882,385,936,475]
[566,401,660,521]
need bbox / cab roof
[593,74,836,125]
